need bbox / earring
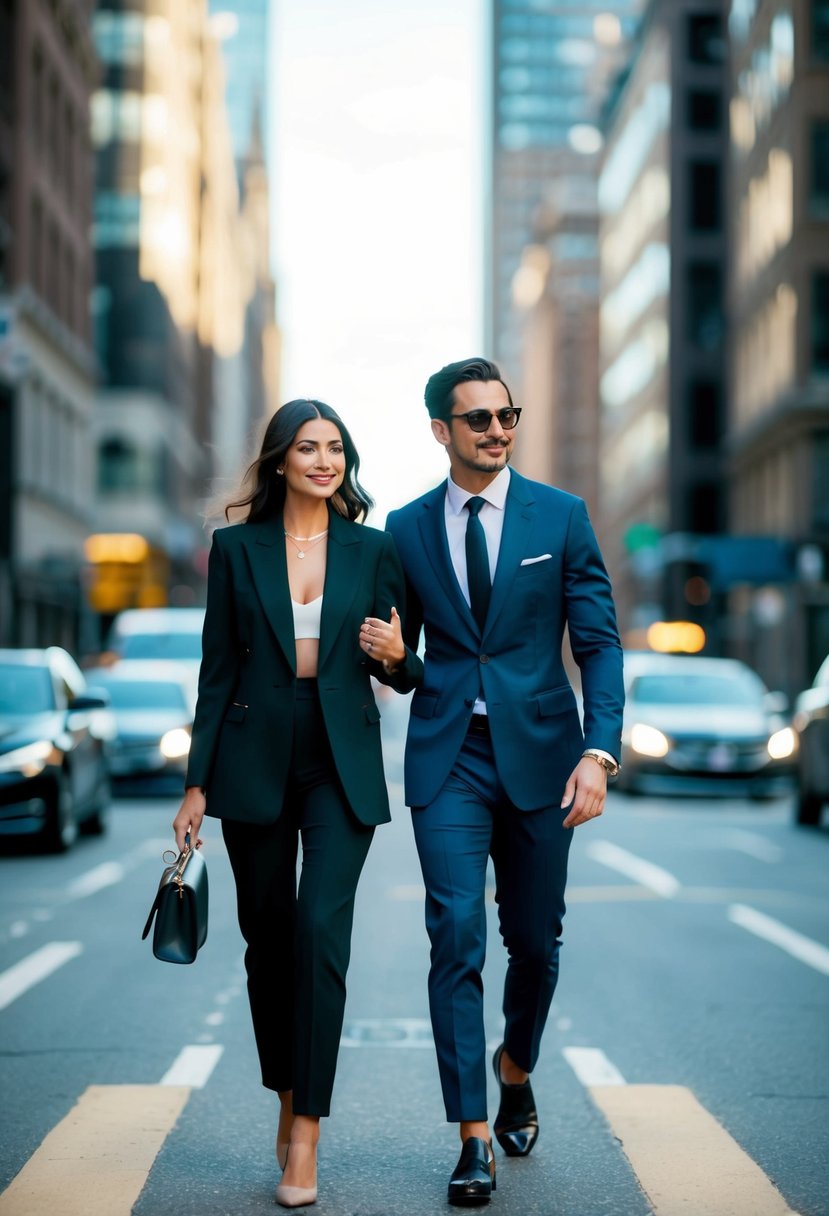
[276,468,284,476]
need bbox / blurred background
[0,0,827,701]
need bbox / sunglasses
[449,407,522,433]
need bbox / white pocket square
[520,554,552,566]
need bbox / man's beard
[457,444,512,474]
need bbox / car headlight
[630,723,670,758]
[0,740,53,776]
[767,727,796,760]
[159,728,191,760]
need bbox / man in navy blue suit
[386,357,624,1206]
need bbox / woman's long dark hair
[225,399,374,524]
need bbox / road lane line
[590,1084,798,1216]
[0,942,83,1012]
[0,1084,189,1216]
[65,861,125,900]
[160,1044,224,1087]
[586,840,681,898]
[562,1046,626,1086]
[728,904,829,976]
[721,831,783,863]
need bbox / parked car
[102,607,205,674]
[85,661,196,781]
[793,654,829,826]
[0,648,113,850]
[617,652,796,798]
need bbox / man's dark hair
[424,357,514,422]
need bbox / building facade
[89,0,278,623]
[726,0,829,692]
[597,0,729,641]
[489,0,644,385]
[0,0,99,651]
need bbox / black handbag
[142,841,208,964]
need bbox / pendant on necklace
[296,550,305,559]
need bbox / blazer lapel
[318,509,363,670]
[416,483,479,637]
[241,521,296,671]
[484,471,536,638]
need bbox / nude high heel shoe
[275,1143,317,1208]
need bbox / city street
[0,693,827,1216]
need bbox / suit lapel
[484,471,536,637]
[241,521,296,670]
[416,483,479,637]
[318,509,363,670]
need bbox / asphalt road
[0,692,827,1216]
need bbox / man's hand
[561,756,607,828]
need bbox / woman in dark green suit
[173,400,422,1208]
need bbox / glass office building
[489,1,644,380]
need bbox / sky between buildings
[272,0,484,520]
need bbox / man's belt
[468,714,490,736]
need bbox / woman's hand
[359,606,406,672]
[172,787,206,853]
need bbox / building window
[688,481,722,535]
[688,14,725,64]
[813,0,829,60]
[689,161,721,231]
[98,437,139,493]
[30,47,44,145]
[688,379,722,448]
[48,73,60,178]
[813,272,829,374]
[687,262,723,350]
[30,196,42,296]
[687,89,722,131]
[811,122,829,216]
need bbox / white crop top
[291,595,323,640]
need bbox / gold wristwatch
[582,749,620,778]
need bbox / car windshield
[631,673,762,708]
[0,665,55,713]
[120,633,202,661]
[101,681,189,711]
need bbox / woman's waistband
[295,677,320,701]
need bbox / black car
[0,648,114,851]
[793,654,829,826]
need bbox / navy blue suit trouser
[411,728,573,1122]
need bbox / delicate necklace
[284,529,328,559]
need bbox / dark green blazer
[186,509,422,826]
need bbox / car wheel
[44,773,78,853]
[795,790,823,827]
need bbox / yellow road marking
[0,1085,189,1216]
[591,1084,798,1216]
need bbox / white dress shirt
[444,468,511,714]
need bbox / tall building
[89,1,278,621]
[0,0,98,650]
[208,0,272,177]
[726,0,829,692]
[489,0,644,384]
[597,0,729,640]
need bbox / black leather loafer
[447,1137,496,1206]
[492,1043,539,1157]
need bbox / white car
[617,651,796,798]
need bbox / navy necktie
[465,496,491,632]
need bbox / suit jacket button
[479,654,490,664]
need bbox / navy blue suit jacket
[386,470,624,811]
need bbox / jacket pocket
[411,691,439,719]
[536,686,577,718]
[224,702,248,723]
